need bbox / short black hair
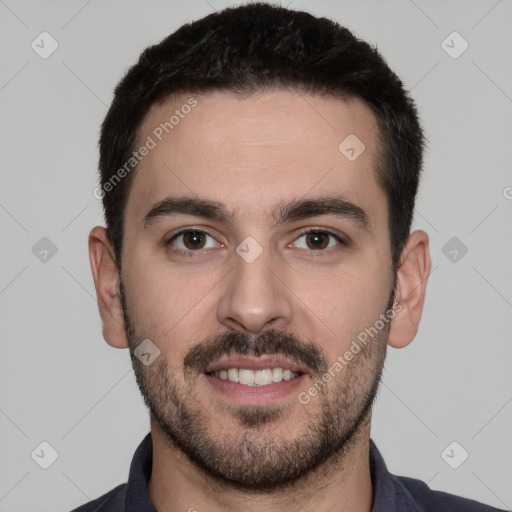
[98,2,424,275]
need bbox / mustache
[183,328,327,375]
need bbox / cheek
[123,250,221,344]
[293,264,389,355]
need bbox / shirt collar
[126,433,156,512]
[125,433,420,512]
[369,438,423,511]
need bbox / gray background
[1,0,511,510]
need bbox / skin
[89,90,431,512]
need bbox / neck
[147,414,374,512]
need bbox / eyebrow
[142,195,371,233]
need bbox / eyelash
[165,227,346,258]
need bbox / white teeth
[227,368,239,383]
[254,369,273,385]
[212,367,299,386]
[238,369,255,385]
[272,367,283,382]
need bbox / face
[119,90,396,489]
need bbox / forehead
[126,90,386,234]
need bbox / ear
[88,226,129,349]
[388,229,431,349]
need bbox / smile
[208,367,302,386]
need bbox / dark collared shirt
[71,433,505,511]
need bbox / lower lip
[204,373,307,405]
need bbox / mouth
[207,367,303,386]
[203,355,308,404]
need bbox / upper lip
[204,355,308,374]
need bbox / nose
[216,243,294,334]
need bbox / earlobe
[387,229,431,349]
[88,226,129,349]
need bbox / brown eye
[304,232,330,250]
[182,231,207,249]
[167,230,218,252]
[292,229,344,252]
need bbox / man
[76,3,504,511]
